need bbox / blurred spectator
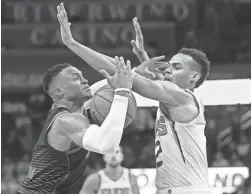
[212,151,231,167]
[230,152,245,167]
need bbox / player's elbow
[82,126,123,154]
[82,142,118,155]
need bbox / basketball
[90,85,137,128]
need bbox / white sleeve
[82,94,128,154]
[83,79,107,110]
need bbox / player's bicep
[133,74,191,106]
[55,112,90,148]
[80,173,100,194]
[129,173,140,194]
[156,80,192,105]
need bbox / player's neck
[54,99,83,112]
[105,165,123,174]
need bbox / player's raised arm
[131,17,167,81]
[55,58,134,154]
[131,17,149,63]
[57,3,116,75]
[129,172,140,194]
[79,173,100,194]
[128,57,193,107]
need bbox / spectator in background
[122,145,136,167]
[140,140,155,167]
[212,151,230,167]
[230,152,244,167]
[237,135,250,157]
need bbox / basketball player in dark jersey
[18,55,135,193]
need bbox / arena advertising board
[131,167,249,194]
[2,22,177,53]
[3,0,197,31]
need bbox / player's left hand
[100,57,134,90]
[57,3,74,46]
[131,17,145,56]
[135,56,168,79]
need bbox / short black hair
[178,47,210,88]
[42,63,71,94]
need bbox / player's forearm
[66,40,116,75]
[132,73,180,105]
[82,93,129,154]
[136,51,150,63]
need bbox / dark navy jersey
[19,105,90,194]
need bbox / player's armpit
[132,73,193,107]
[79,173,100,194]
[129,173,140,194]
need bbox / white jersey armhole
[176,89,205,126]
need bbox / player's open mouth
[164,77,172,81]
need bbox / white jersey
[155,90,208,190]
[97,168,133,194]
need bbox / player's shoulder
[85,172,101,186]
[53,111,89,134]
[127,169,137,180]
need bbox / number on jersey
[155,140,163,167]
[155,116,168,136]
[155,116,167,168]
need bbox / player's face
[104,149,124,168]
[164,53,197,89]
[57,66,92,102]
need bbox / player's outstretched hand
[100,56,134,90]
[131,17,145,56]
[57,3,74,46]
[135,56,168,79]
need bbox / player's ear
[51,88,64,100]
[190,72,200,84]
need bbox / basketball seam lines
[95,94,133,120]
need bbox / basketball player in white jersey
[79,147,140,194]
[57,5,219,194]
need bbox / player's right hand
[135,56,167,79]
[100,57,133,90]
[57,3,74,46]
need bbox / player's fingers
[149,56,165,64]
[145,70,156,79]
[59,3,68,26]
[126,60,131,72]
[57,14,64,27]
[100,70,112,80]
[134,18,143,39]
[57,5,66,27]
[153,61,170,69]
[57,14,67,30]
[57,5,61,14]
[61,3,68,21]
[153,69,165,74]
[114,56,120,72]
[119,57,126,70]
[131,40,140,52]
